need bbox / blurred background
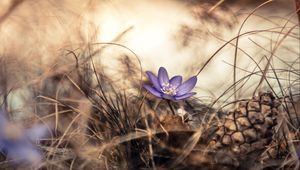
[0,0,299,169]
[0,0,298,114]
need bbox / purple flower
[0,112,48,165]
[144,67,197,100]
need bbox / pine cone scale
[209,92,280,164]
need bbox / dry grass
[0,0,299,169]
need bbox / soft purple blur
[0,111,48,165]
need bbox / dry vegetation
[0,0,299,169]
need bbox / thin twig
[208,0,224,13]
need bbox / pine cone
[209,92,280,156]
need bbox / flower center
[161,82,177,96]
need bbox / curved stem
[166,100,175,115]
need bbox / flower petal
[162,94,175,100]
[158,67,169,85]
[144,85,162,98]
[25,125,48,142]
[146,71,161,90]
[176,76,197,96]
[175,92,196,100]
[169,75,182,88]
[6,142,42,164]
